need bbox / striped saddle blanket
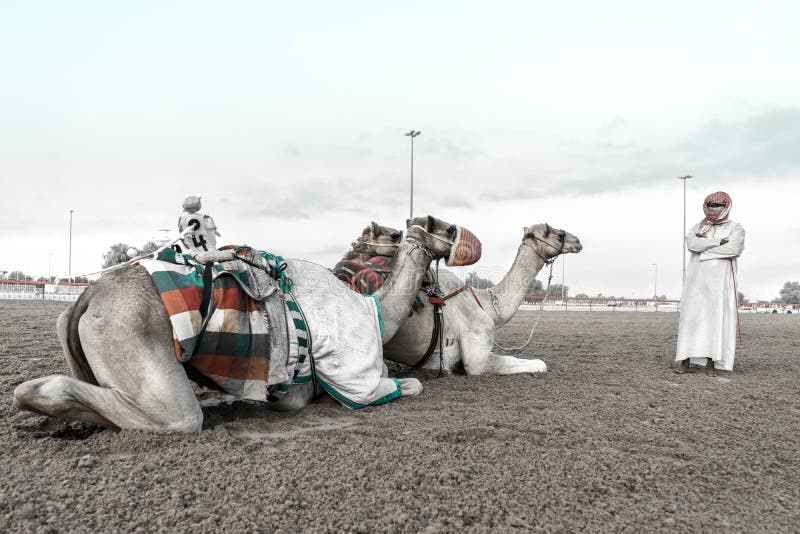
[137,246,308,402]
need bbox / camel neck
[374,240,433,342]
[481,241,546,327]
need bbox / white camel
[12,216,462,432]
[342,222,402,262]
[341,222,582,375]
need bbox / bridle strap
[524,235,565,265]
[407,224,454,246]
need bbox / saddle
[137,246,310,402]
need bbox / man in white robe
[676,191,744,374]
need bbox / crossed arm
[685,224,745,261]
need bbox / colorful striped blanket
[332,255,429,313]
[137,247,308,402]
[332,255,394,295]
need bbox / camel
[12,215,462,432]
[342,222,402,262]
[339,222,582,375]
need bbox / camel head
[347,222,403,259]
[406,215,482,266]
[522,224,582,262]
[405,215,457,260]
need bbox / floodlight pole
[405,130,421,219]
[677,175,692,289]
[68,209,74,283]
[652,263,658,299]
[48,253,53,279]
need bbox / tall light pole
[405,130,421,219]
[651,263,658,299]
[677,175,692,289]
[68,209,74,283]
[48,253,54,280]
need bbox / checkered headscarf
[698,191,732,236]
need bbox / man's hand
[720,238,729,245]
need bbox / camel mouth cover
[447,226,482,266]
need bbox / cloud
[473,107,800,202]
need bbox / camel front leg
[397,378,422,396]
[478,353,547,375]
[460,332,547,375]
[13,374,201,432]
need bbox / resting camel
[12,216,463,432]
[342,222,402,262]
[339,222,582,374]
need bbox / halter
[405,239,435,263]
[406,224,455,246]
[523,234,565,265]
[361,242,401,248]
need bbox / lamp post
[652,263,658,299]
[677,175,692,289]
[48,253,53,280]
[68,209,74,283]
[405,130,421,219]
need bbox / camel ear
[426,215,435,232]
[371,221,379,239]
[405,218,413,229]
[544,223,551,237]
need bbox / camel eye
[447,226,457,240]
[391,232,402,241]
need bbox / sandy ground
[1,300,798,533]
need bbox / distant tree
[465,271,495,289]
[527,279,544,296]
[778,281,800,304]
[140,241,160,255]
[737,291,747,304]
[101,243,134,268]
[575,293,589,299]
[8,270,31,281]
[546,284,568,297]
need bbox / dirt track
[1,300,798,532]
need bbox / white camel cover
[284,259,401,408]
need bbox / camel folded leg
[13,374,201,432]
[460,334,547,375]
[477,353,547,375]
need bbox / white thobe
[676,220,745,371]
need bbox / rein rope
[492,235,563,353]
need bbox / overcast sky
[1,1,798,301]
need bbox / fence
[0,279,89,302]
[518,295,799,314]
[519,296,680,312]
[1,279,797,314]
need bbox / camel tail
[59,285,99,385]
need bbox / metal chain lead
[493,261,555,352]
